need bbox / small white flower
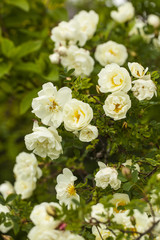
[25,121,63,160]
[95,41,128,66]
[113,210,133,229]
[91,203,109,223]
[111,2,135,23]
[95,162,121,190]
[13,152,42,180]
[51,19,78,47]
[111,193,130,213]
[55,168,80,209]
[49,52,60,64]
[92,224,116,240]
[147,14,160,28]
[98,63,131,93]
[28,226,60,240]
[61,45,94,77]
[0,182,14,200]
[132,79,157,101]
[72,10,99,46]
[59,231,85,240]
[128,62,148,78]
[32,82,72,128]
[133,209,152,233]
[0,204,12,233]
[79,125,98,142]
[30,202,62,228]
[103,92,131,120]
[122,159,140,172]
[14,178,36,199]
[63,99,93,132]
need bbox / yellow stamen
[66,184,76,196]
[74,109,85,123]
[109,49,116,56]
[114,103,122,113]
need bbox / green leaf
[123,182,134,191]
[0,196,5,205]
[6,194,17,203]
[15,62,41,74]
[1,38,15,58]
[6,0,30,12]
[20,88,40,115]
[14,40,42,59]
[43,67,59,82]
[0,62,12,78]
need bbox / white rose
[133,209,152,233]
[63,99,93,132]
[132,79,157,101]
[95,161,121,190]
[28,226,60,240]
[72,10,99,46]
[91,203,109,223]
[98,63,131,93]
[51,19,78,47]
[13,152,42,180]
[61,45,94,77]
[103,92,131,120]
[32,82,72,128]
[111,193,130,213]
[25,121,63,160]
[128,62,148,78]
[79,125,98,142]
[14,177,36,199]
[0,181,14,200]
[111,2,135,23]
[113,210,133,229]
[59,231,85,240]
[30,202,62,228]
[147,14,160,28]
[95,41,128,66]
[49,52,59,64]
[0,204,13,233]
[55,168,80,209]
[92,224,116,240]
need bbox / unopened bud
[66,77,71,81]
[96,85,101,94]
[2,235,13,240]
[46,205,56,217]
[58,46,67,56]
[122,166,131,178]
[130,216,136,226]
[49,52,60,64]
[148,14,160,28]
[122,122,128,128]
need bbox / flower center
[111,74,123,87]
[114,103,123,113]
[74,109,85,123]
[114,200,126,213]
[109,49,116,56]
[48,98,58,111]
[66,184,76,196]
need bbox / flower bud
[58,46,67,56]
[122,166,131,178]
[148,14,160,28]
[49,52,60,64]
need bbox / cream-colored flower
[30,202,62,228]
[0,181,14,200]
[63,99,93,132]
[25,121,63,160]
[55,168,80,209]
[61,45,94,77]
[32,82,72,128]
[0,204,12,233]
[28,226,60,240]
[113,210,133,229]
[111,2,135,23]
[14,177,36,199]
[91,203,109,223]
[147,14,160,28]
[111,193,130,213]
[13,152,42,180]
[49,52,60,64]
[59,231,85,240]
[103,92,131,120]
[128,62,148,78]
[51,19,78,47]
[72,10,99,46]
[92,224,116,240]
[98,63,131,93]
[132,79,157,101]
[95,162,121,190]
[79,125,98,142]
[95,41,128,66]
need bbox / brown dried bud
[2,235,13,240]
[96,85,101,94]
